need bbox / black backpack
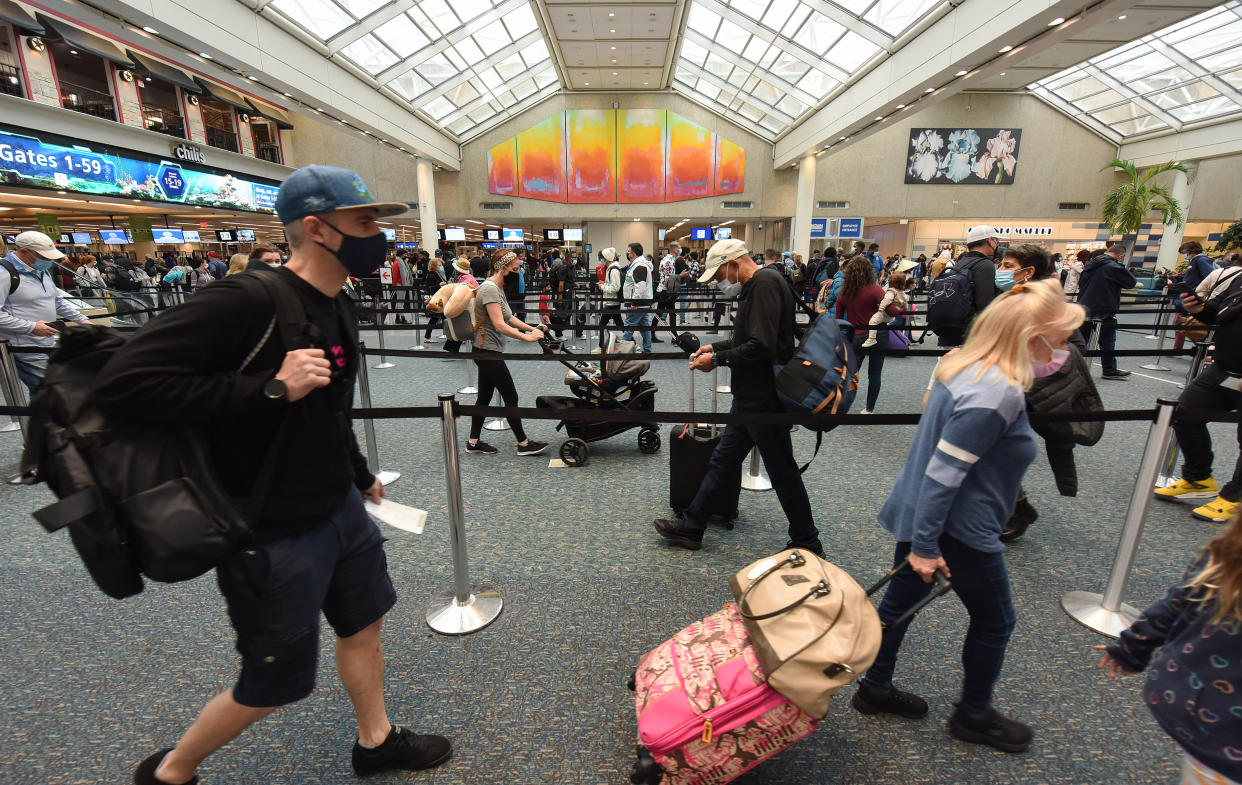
[925,266,975,338]
[20,271,305,598]
[0,258,20,295]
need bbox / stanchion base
[483,418,511,431]
[742,473,773,491]
[425,586,504,635]
[1,422,20,432]
[373,362,396,369]
[1139,363,1170,371]
[375,469,401,486]
[409,343,427,351]
[458,386,478,395]
[1061,591,1140,638]
[716,386,732,394]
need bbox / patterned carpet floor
[0,314,1220,785]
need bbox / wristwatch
[263,377,288,400]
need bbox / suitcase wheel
[559,438,589,467]
[631,746,662,785]
[626,670,636,691]
[637,427,661,454]
[707,513,736,531]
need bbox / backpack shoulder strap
[0,258,19,296]
[231,270,310,370]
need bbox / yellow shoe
[1154,477,1219,501]
[1192,496,1238,523]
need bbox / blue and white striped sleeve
[910,381,1023,558]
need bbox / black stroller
[535,334,660,466]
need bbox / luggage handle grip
[737,551,831,621]
[868,564,951,632]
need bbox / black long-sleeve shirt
[1196,280,1242,374]
[711,267,796,411]
[93,267,374,534]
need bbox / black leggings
[470,350,527,442]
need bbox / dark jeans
[850,332,885,411]
[862,537,1016,716]
[1081,316,1118,373]
[1175,362,1242,501]
[598,307,623,348]
[682,404,818,546]
[470,349,527,442]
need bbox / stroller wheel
[560,438,589,467]
[637,427,661,454]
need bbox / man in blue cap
[94,166,452,784]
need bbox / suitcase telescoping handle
[866,562,952,632]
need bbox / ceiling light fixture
[1048,17,1064,26]
[895,103,905,109]
[200,52,212,59]
[1118,15,1127,20]
[610,29,616,33]
[924,87,934,93]
[875,115,883,120]
[999,72,1006,76]
[141,26,158,34]
[955,69,967,76]
[283,92,292,97]
[998,45,1013,53]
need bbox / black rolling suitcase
[668,423,741,528]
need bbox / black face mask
[315,218,387,277]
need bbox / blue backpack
[774,313,860,471]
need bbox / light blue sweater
[879,363,1037,557]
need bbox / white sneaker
[591,347,603,354]
[861,409,874,414]
[861,338,877,348]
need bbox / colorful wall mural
[486,109,745,204]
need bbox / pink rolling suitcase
[630,603,817,785]
[628,563,950,785]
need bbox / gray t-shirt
[473,279,512,352]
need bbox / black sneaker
[653,519,703,550]
[465,440,498,455]
[352,725,452,776]
[1102,369,1132,380]
[784,540,825,558]
[134,749,198,785]
[516,440,548,456]
[1000,497,1038,543]
[851,683,929,719]
[948,705,1033,753]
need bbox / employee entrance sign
[838,218,865,239]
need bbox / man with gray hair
[94,165,452,784]
[653,238,822,555]
[0,231,88,393]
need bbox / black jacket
[94,267,373,533]
[1077,253,1135,317]
[711,267,797,411]
[1192,274,1242,374]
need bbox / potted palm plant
[1213,218,1242,254]
[1099,158,1190,267]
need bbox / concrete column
[1154,161,1198,272]
[415,157,437,254]
[793,153,816,260]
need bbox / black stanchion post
[409,285,426,351]
[356,342,400,486]
[425,393,504,635]
[1062,398,1177,637]
[1140,289,1172,371]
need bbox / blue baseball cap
[275,165,408,224]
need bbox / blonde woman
[853,278,1084,754]
[226,252,249,276]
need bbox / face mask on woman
[1032,335,1070,378]
[995,269,1016,291]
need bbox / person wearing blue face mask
[653,238,822,556]
[94,165,453,785]
[0,230,88,394]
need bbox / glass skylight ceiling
[269,0,558,141]
[673,0,942,140]
[1032,1,1242,141]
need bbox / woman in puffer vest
[997,244,1104,541]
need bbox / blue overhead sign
[810,218,827,238]
[838,217,865,239]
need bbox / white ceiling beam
[1027,86,1122,145]
[55,0,462,169]
[406,30,547,105]
[1081,63,1184,132]
[800,0,893,51]
[680,67,797,125]
[773,0,1146,168]
[371,0,534,84]
[326,1,418,54]
[1120,118,1242,167]
[680,29,818,106]
[693,0,852,83]
[1146,38,1242,110]
[530,0,572,89]
[660,0,691,90]
[441,80,559,134]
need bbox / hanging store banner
[905,128,1022,185]
[0,125,281,213]
[36,213,60,237]
[810,217,828,239]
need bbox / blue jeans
[682,404,819,547]
[862,537,1016,716]
[623,310,652,353]
[12,350,49,396]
